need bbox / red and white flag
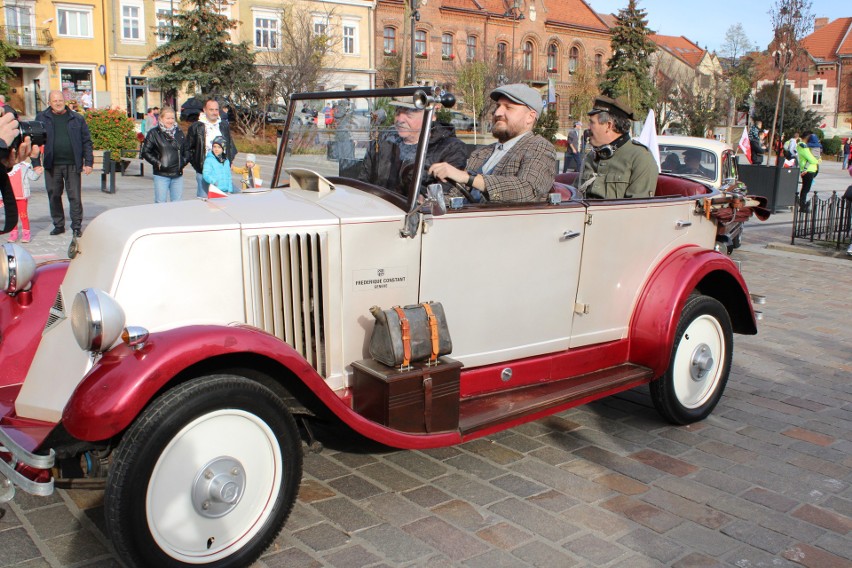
[737,128,752,164]
[208,184,228,199]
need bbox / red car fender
[0,262,68,389]
[629,246,757,377]
[61,325,462,449]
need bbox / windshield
[659,145,718,181]
[273,87,451,209]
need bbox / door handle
[676,220,692,229]
[561,230,581,241]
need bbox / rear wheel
[105,375,302,567]
[650,295,733,424]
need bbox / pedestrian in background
[4,145,42,243]
[202,136,234,194]
[562,121,582,173]
[748,119,765,165]
[842,139,850,170]
[187,98,237,197]
[796,130,820,210]
[141,107,188,203]
[232,153,261,190]
[36,90,93,237]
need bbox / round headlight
[0,243,37,294]
[71,289,126,352]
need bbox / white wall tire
[105,375,302,567]
[651,295,733,425]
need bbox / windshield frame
[271,86,444,215]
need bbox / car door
[419,204,586,369]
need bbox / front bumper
[0,425,54,502]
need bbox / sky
[585,0,848,55]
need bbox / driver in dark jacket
[359,98,468,196]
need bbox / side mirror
[424,183,447,216]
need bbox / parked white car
[0,87,759,568]
[658,135,740,189]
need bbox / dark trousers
[800,171,816,206]
[45,164,83,231]
[562,151,581,173]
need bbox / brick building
[374,0,612,127]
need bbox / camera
[2,104,47,149]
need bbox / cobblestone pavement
[1,158,850,567]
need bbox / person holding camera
[36,90,93,238]
[1,103,36,235]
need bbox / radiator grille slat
[247,233,327,376]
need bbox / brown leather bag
[369,302,452,368]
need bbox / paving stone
[594,472,649,496]
[813,532,852,561]
[723,545,801,568]
[720,518,795,554]
[601,495,682,533]
[459,439,525,465]
[64,489,105,510]
[495,433,545,454]
[791,503,852,534]
[670,552,725,567]
[639,488,730,529]
[5,559,51,568]
[510,459,613,502]
[694,439,756,464]
[0,527,41,566]
[512,540,578,567]
[526,489,579,513]
[282,500,326,531]
[43,531,109,566]
[431,499,489,531]
[402,485,453,508]
[10,492,64,512]
[0,506,20,531]
[24,504,82,540]
[327,474,384,501]
[489,473,549,498]
[361,492,428,526]
[293,521,350,551]
[562,532,625,565]
[322,544,381,568]
[432,474,508,507]
[573,446,664,484]
[664,521,741,556]
[691,469,754,494]
[384,452,448,480]
[561,503,633,537]
[823,496,852,518]
[262,546,323,568]
[629,449,699,476]
[741,486,800,512]
[310,497,380,533]
[757,509,829,543]
[783,427,836,446]
[402,516,489,561]
[297,479,336,503]
[329,451,379,469]
[444,453,505,480]
[302,453,351,480]
[616,527,684,564]
[475,521,532,550]
[782,542,852,568]
[488,497,579,542]
[357,461,422,492]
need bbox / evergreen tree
[142,0,256,96]
[598,0,657,115]
[754,83,820,136]
[0,40,19,97]
[533,108,559,143]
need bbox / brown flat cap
[588,96,635,120]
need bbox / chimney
[814,17,828,31]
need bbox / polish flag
[208,184,228,199]
[737,128,752,164]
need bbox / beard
[491,118,517,143]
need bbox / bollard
[100,151,117,194]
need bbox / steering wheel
[452,182,476,203]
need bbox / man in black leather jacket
[359,100,468,197]
[141,107,189,203]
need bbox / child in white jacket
[5,147,43,243]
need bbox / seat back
[654,174,709,197]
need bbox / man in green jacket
[796,130,820,209]
[578,96,658,199]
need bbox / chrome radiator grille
[246,233,328,376]
[43,289,65,333]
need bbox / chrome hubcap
[690,343,715,381]
[191,457,246,518]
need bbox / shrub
[822,136,841,157]
[86,108,138,159]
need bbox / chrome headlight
[0,243,37,294]
[71,289,126,352]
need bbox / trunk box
[351,358,461,433]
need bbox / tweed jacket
[466,133,556,202]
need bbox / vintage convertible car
[0,87,760,568]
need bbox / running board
[459,363,654,435]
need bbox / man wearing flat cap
[359,94,467,195]
[577,95,657,199]
[429,83,556,202]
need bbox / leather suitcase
[351,358,461,433]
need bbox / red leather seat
[552,172,708,198]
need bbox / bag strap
[392,306,411,367]
[421,302,440,363]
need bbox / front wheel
[105,375,303,568]
[650,295,733,425]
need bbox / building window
[441,33,454,60]
[254,14,279,49]
[812,84,823,105]
[523,41,533,71]
[343,22,357,55]
[547,43,558,72]
[155,1,175,44]
[595,53,603,74]
[466,36,477,61]
[569,46,579,74]
[496,42,507,66]
[4,3,35,47]
[383,27,396,55]
[60,68,94,104]
[313,16,328,37]
[121,2,143,41]
[415,30,426,57]
[56,5,93,38]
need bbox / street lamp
[409,0,420,84]
[504,0,524,76]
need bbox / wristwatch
[465,171,477,188]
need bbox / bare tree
[766,0,813,156]
[719,23,758,68]
[669,71,726,137]
[254,5,339,110]
[564,57,599,121]
[650,57,679,132]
